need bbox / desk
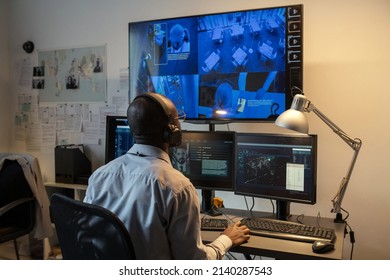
[266,18,279,33]
[44,181,87,201]
[249,21,261,35]
[43,184,344,260]
[230,25,244,39]
[203,51,220,72]
[232,47,248,66]
[212,28,223,43]
[258,42,275,60]
[201,208,345,260]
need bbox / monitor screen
[129,4,303,123]
[105,116,134,164]
[169,130,236,191]
[235,133,317,219]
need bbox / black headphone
[133,93,182,147]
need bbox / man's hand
[222,221,250,247]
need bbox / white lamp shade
[275,108,309,134]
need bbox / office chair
[50,193,136,260]
[0,159,36,260]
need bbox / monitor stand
[201,190,222,216]
[199,123,223,217]
[275,200,291,220]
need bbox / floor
[0,241,34,260]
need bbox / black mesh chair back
[50,193,136,260]
[0,159,35,260]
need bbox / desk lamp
[275,88,362,223]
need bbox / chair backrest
[0,159,35,232]
[50,193,136,260]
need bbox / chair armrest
[0,197,35,216]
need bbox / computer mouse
[312,240,335,254]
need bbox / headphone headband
[133,93,181,147]
[134,93,172,121]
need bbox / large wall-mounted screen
[129,5,303,123]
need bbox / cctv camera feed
[129,5,303,122]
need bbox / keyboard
[240,218,336,243]
[201,218,229,231]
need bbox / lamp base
[205,206,223,217]
[334,213,345,223]
[201,190,222,216]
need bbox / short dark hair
[127,95,168,144]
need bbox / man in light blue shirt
[84,93,250,259]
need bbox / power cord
[244,196,255,219]
[344,220,355,260]
[337,207,355,259]
[269,199,275,215]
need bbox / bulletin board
[38,45,107,102]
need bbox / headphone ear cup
[164,123,182,147]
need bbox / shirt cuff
[214,234,233,251]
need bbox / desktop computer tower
[55,145,91,184]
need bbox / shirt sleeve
[204,234,233,260]
[166,184,233,260]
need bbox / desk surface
[45,181,87,190]
[201,208,345,260]
[44,181,87,201]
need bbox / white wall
[0,0,11,151]
[4,0,390,259]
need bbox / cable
[341,207,350,221]
[225,252,237,260]
[244,196,255,219]
[269,199,275,215]
[221,212,238,224]
[333,205,354,259]
[344,221,355,260]
[296,214,305,224]
[316,212,322,227]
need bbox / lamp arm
[306,103,361,150]
[331,147,361,217]
[305,102,363,221]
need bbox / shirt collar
[129,144,172,164]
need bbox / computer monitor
[105,116,134,164]
[129,4,303,123]
[235,133,317,220]
[169,130,236,214]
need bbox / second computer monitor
[235,133,317,219]
[105,115,134,164]
[169,130,236,191]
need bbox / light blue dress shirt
[84,144,231,259]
